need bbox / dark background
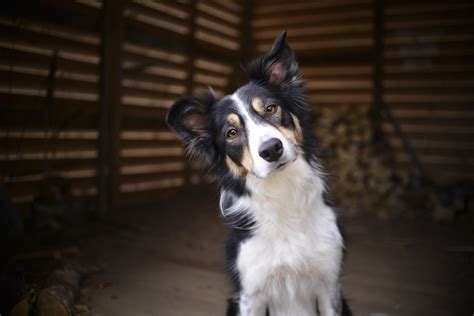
[1,1,473,315]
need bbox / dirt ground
[16,186,474,316]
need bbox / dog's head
[166,31,313,179]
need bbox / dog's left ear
[247,31,298,86]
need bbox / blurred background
[0,0,473,315]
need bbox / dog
[166,31,351,316]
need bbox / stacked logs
[314,104,414,218]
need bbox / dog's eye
[226,128,238,140]
[265,104,277,114]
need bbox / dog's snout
[259,138,283,162]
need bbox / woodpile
[315,105,474,221]
[315,105,415,218]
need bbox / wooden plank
[385,87,474,97]
[384,79,474,89]
[0,107,99,130]
[131,0,190,18]
[383,129,474,142]
[122,86,183,99]
[385,24,474,38]
[121,171,185,184]
[254,0,372,16]
[0,70,98,93]
[0,158,97,178]
[17,0,101,35]
[394,152,474,166]
[206,0,241,15]
[121,139,181,149]
[121,96,174,109]
[389,138,474,150]
[195,29,240,51]
[0,93,98,110]
[123,70,184,86]
[385,63,474,74]
[382,122,474,134]
[196,10,240,32]
[119,176,184,193]
[257,37,372,53]
[1,138,97,152]
[195,22,240,42]
[254,23,372,40]
[123,42,187,66]
[125,5,189,35]
[308,93,372,103]
[385,94,474,103]
[385,49,474,60]
[386,17,474,30]
[306,80,372,90]
[122,105,169,119]
[193,73,227,88]
[0,23,99,57]
[301,65,373,76]
[121,156,185,166]
[0,47,99,74]
[252,9,372,29]
[128,2,188,25]
[385,34,474,46]
[196,1,240,25]
[121,147,184,158]
[124,21,236,63]
[391,109,474,119]
[385,2,474,16]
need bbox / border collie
[166,31,351,316]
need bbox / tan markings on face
[227,113,242,128]
[278,126,297,143]
[277,114,303,145]
[226,155,246,177]
[291,113,303,144]
[251,97,265,115]
[241,146,253,172]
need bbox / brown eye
[226,128,238,139]
[265,104,277,113]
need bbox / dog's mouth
[249,143,298,178]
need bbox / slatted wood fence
[0,0,243,214]
[1,0,473,215]
[253,0,474,183]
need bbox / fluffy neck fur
[220,156,327,234]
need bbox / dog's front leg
[317,284,342,316]
[239,292,267,316]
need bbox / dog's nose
[259,138,283,162]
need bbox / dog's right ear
[166,90,217,166]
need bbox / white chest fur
[226,158,344,316]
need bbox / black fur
[166,31,351,316]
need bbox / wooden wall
[382,0,474,181]
[0,0,243,214]
[1,0,473,215]
[252,0,474,183]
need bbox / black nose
[259,138,283,162]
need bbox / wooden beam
[98,0,125,216]
[183,0,198,186]
[370,0,384,144]
[225,0,254,94]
